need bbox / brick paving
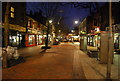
[2,43,119,80]
[2,44,78,79]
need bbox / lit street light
[75,20,78,24]
[49,20,52,24]
[74,20,81,49]
[59,30,61,32]
[71,30,74,33]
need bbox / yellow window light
[11,7,14,12]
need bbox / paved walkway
[3,44,76,79]
[73,42,119,79]
[2,43,119,80]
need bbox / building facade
[86,2,120,50]
[2,2,27,47]
[26,16,47,47]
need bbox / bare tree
[62,2,100,15]
[37,2,61,50]
[38,2,61,20]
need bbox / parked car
[62,39,69,42]
[53,38,60,45]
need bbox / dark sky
[26,2,105,30]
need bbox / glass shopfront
[87,36,93,46]
[114,33,120,50]
[37,35,43,45]
[87,35,100,47]
[9,31,22,47]
[28,35,36,45]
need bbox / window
[11,7,14,12]
[28,20,30,27]
[10,7,14,18]
[11,13,14,18]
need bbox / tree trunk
[45,22,50,48]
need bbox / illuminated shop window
[28,35,35,45]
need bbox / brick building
[2,2,27,47]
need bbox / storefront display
[37,35,43,45]
[114,33,120,50]
[28,35,36,45]
[9,31,22,47]
[25,34,36,47]
[87,36,93,46]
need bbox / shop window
[28,20,30,27]
[9,33,22,46]
[10,7,14,18]
[37,35,43,44]
[28,35,36,45]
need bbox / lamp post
[49,20,52,24]
[74,20,80,49]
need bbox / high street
[2,43,118,79]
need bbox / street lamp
[41,19,53,50]
[75,20,78,24]
[49,20,52,24]
[59,30,61,33]
[74,20,81,49]
[71,30,74,33]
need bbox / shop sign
[28,29,32,33]
[38,31,42,34]
[9,24,26,32]
[32,30,37,34]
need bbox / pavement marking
[73,49,86,79]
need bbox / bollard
[13,47,19,59]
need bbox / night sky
[26,2,105,30]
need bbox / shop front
[25,34,36,47]
[113,24,120,52]
[87,35,94,46]
[37,35,43,45]
[9,30,22,47]
[26,28,44,47]
[114,33,120,51]
[87,27,100,47]
[3,24,26,47]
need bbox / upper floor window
[10,7,14,18]
[11,7,14,12]
[28,20,30,27]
